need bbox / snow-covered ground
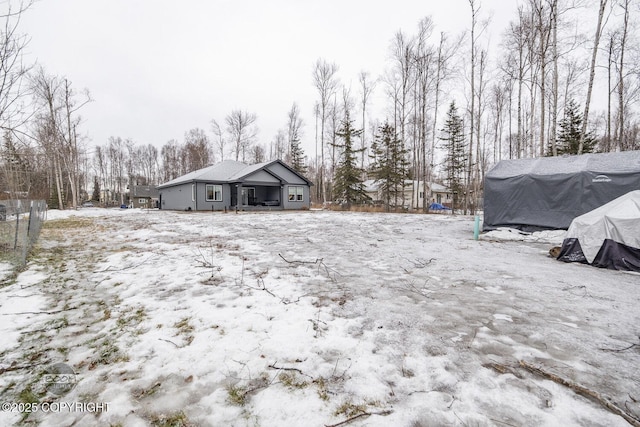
[0,208,638,426]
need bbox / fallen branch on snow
[519,360,640,427]
[0,364,34,374]
[399,255,435,269]
[243,278,303,305]
[325,409,393,427]
[2,306,79,316]
[600,337,640,353]
[278,253,340,282]
[267,362,314,379]
[158,338,180,348]
[93,255,156,273]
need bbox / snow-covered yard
[0,208,639,426]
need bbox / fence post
[1,200,46,266]
[13,209,19,250]
[27,201,33,238]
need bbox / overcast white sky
[21,0,519,157]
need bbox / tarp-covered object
[483,151,640,231]
[429,203,451,211]
[557,190,640,272]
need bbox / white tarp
[565,190,640,263]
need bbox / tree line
[313,0,638,212]
[0,0,638,211]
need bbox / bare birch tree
[578,0,609,154]
[616,0,630,151]
[183,127,211,171]
[225,109,257,162]
[312,58,339,203]
[467,0,479,214]
[358,71,375,174]
[32,68,90,209]
[161,139,181,182]
[210,119,226,161]
[0,1,33,136]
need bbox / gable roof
[228,161,278,181]
[158,159,311,189]
[132,185,159,198]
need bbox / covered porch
[231,184,283,210]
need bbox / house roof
[132,185,159,198]
[228,161,277,181]
[487,151,640,178]
[158,159,311,189]
[363,179,449,193]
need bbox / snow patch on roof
[487,151,640,178]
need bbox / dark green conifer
[439,102,467,210]
[555,99,597,155]
[332,111,370,207]
[369,121,409,210]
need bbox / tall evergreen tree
[92,175,100,202]
[555,99,597,155]
[369,121,409,211]
[288,131,307,174]
[439,102,467,210]
[332,112,370,207]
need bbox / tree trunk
[550,0,559,156]
[578,0,608,155]
[617,0,629,151]
[467,0,477,215]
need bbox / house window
[206,184,222,202]
[288,186,304,201]
[139,198,147,204]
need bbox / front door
[242,187,255,206]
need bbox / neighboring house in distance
[427,182,453,207]
[158,159,312,211]
[131,185,159,208]
[405,180,453,208]
[364,179,452,209]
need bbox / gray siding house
[131,185,159,208]
[158,160,312,211]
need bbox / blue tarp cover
[429,203,450,210]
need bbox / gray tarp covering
[483,151,640,231]
[557,190,640,272]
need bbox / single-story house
[364,179,452,209]
[131,185,159,208]
[483,151,640,231]
[158,159,312,211]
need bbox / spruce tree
[332,111,370,207]
[439,102,467,210]
[556,99,597,155]
[369,121,409,211]
[289,132,307,174]
[92,176,101,202]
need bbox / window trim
[205,184,223,202]
[288,186,304,202]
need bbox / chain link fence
[0,200,47,266]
